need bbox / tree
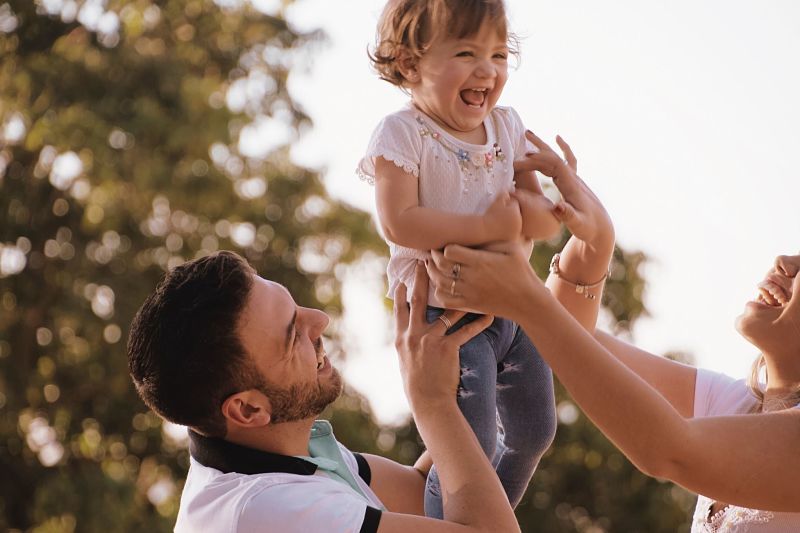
[0,1,381,530]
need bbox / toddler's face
[409,20,509,138]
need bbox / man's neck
[225,418,316,457]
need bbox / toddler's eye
[493,52,508,60]
[456,51,474,57]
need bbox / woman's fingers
[556,135,577,171]
[442,243,492,265]
[524,129,555,154]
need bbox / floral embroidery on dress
[414,114,507,196]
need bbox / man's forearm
[411,399,520,532]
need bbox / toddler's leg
[495,324,556,508]
[424,308,500,519]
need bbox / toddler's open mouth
[460,88,488,108]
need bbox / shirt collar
[188,429,318,476]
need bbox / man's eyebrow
[284,309,297,354]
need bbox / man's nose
[303,307,330,337]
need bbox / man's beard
[259,367,343,424]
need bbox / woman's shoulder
[694,367,758,417]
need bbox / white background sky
[283,0,800,425]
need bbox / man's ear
[221,390,271,429]
[396,49,420,84]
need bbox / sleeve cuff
[360,506,382,533]
[353,453,372,485]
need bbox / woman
[425,131,800,531]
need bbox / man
[127,251,519,532]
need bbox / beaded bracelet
[549,253,609,300]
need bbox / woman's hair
[746,354,800,412]
[369,0,519,87]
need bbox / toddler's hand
[483,191,522,242]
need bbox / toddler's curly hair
[369,0,519,88]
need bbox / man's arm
[376,263,520,533]
[374,158,521,250]
[363,453,426,516]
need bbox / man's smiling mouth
[315,339,326,369]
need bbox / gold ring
[452,262,461,280]
[450,278,457,296]
[437,314,452,330]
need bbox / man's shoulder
[176,460,372,532]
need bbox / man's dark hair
[127,251,260,437]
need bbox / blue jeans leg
[423,309,557,518]
[495,324,556,507]
[424,308,500,519]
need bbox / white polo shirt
[175,420,385,532]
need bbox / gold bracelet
[548,253,609,300]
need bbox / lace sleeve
[357,113,421,185]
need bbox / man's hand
[393,262,493,414]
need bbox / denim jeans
[424,307,557,519]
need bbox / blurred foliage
[0,0,692,531]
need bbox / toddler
[358,0,559,518]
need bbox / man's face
[237,276,342,423]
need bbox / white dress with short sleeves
[691,368,800,532]
[358,103,530,306]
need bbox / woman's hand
[514,131,614,251]
[426,241,544,319]
[393,262,493,412]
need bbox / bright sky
[286,0,800,424]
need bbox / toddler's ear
[397,49,419,83]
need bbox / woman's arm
[595,332,696,417]
[374,158,521,250]
[515,133,697,415]
[427,241,800,512]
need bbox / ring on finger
[437,314,452,330]
[451,262,461,280]
[450,278,457,296]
